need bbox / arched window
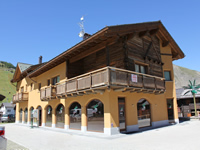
[137,99,151,128]
[87,99,104,132]
[19,108,23,123]
[56,104,65,128]
[46,105,52,127]
[37,106,42,126]
[69,102,81,130]
[29,107,34,124]
[24,108,28,123]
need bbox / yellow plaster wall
[160,44,179,120]
[15,42,180,129]
[106,90,168,127]
[16,62,66,122]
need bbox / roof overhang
[27,21,185,78]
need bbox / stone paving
[3,120,200,150]
[7,140,29,150]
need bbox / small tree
[183,80,200,117]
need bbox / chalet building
[11,21,184,135]
[176,88,200,117]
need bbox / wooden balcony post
[127,73,129,87]
[90,73,92,89]
[142,75,144,88]
[65,81,67,93]
[107,67,110,86]
[76,78,78,92]
[154,77,157,90]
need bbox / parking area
[3,120,200,150]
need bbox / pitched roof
[11,62,46,83]
[18,63,32,72]
[176,88,200,99]
[27,21,184,78]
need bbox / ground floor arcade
[15,90,178,135]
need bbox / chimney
[39,56,42,64]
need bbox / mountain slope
[173,64,200,89]
[0,67,16,104]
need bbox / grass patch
[0,68,16,105]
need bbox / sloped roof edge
[27,21,185,78]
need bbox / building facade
[0,103,15,116]
[176,88,200,117]
[12,21,184,135]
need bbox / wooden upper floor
[11,21,185,102]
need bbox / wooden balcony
[55,66,165,98]
[12,92,28,103]
[40,86,56,101]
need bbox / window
[30,83,33,91]
[21,87,24,92]
[38,83,41,91]
[47,79,50,86]
[135,64,147,74]
[164,71,171,81]
[52,76,60,85]
[25,85,28,92]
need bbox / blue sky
[0,1,200,71]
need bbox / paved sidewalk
[7,140,29,150]
[3,120,200,150]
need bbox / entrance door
[39,109,42,126]
[118,98,126,131]
[167,99,174,120]
[37,106,42,126]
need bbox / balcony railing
[40,86,56,101]
[12,92,28,103]
[55,66,165,97]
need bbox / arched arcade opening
[46,105,52,127]
[24,108,28,123]
[19,108,23,123]
[69,102,81,130]
[137,99,151,128]
[87,99,104,132]
[56,104,65,128]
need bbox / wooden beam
[149,29,159,36]
[144,42,152,57]
[127,32,137,40]
[162,41,169,47]
[93,89,105,94]
[70,37,116,63]
[113,88,126,92]
[139,31,149,38]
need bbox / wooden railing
[12,92,28,103]
[40,86,56,100]
[56,66,165,96]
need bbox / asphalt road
[3,120,200,150]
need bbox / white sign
[131,74,138,83]
[33,109,38,118]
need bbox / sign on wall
[33,109,38,118]
[131,74,138,83]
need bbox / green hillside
[0,65,16,105]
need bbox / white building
[0,103,15,116]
